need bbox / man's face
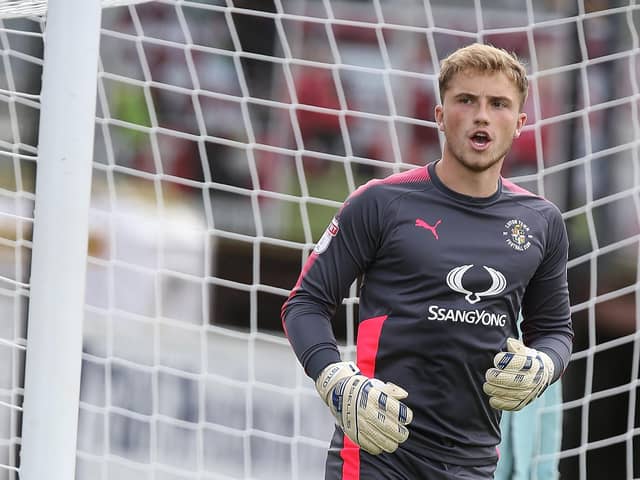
[435,70,527,173]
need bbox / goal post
[0,2,638,480]
[19,1,102,480]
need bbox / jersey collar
[427,161,503,206]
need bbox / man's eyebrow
[488,95,513,103]
[453,92,514,104]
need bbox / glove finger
[378,382,409,400]
[350,430,383,455]
[485,368,537,388]
[367,384,413,425]
[506,338,528,354]
[494,351,537,371]
[382,395,414,426]
[489,395,525,411]
[483,382,531,400]
[358,394,412,442]
[366,414,411,444]
[359,421,402,454]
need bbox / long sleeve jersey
[281,161,573,466]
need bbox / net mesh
[0,1,639,479]
[0,0,151,20]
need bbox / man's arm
[281,181,414,454]
[520,205,573,380]
[484,205,573,411]
[281,186,381,379]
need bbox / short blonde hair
[438,43,529,108]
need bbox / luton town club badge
[503,219,532,251]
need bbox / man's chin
[459,154,503,173]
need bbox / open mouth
[470,132,491,149]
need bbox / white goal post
[0,1,638,480]
[18,2,101,480]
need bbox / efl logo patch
[314,217,339,254]
[503,219,532,251]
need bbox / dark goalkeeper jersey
[282,161,573,468]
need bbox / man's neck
[434,155,502,198]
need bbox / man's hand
[315,361,413,455]
[483,338,555,411]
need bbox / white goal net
[0,1,639,479]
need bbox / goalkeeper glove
[483,338,555,411]
[315,361,413,455]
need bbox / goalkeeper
[282,43,573,479]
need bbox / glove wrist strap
[315,361,360,402]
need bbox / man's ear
[514,112,527,138]
[435,105,444,132]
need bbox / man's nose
[473,102,490,124]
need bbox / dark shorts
[324,430,497,480]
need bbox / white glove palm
[483,338,554,411]
[315,361,413,455]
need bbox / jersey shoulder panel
[501,177,563,224]
[344,165,432,208]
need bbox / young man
[281,43,573,479]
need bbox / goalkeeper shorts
[324,428,497,480]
